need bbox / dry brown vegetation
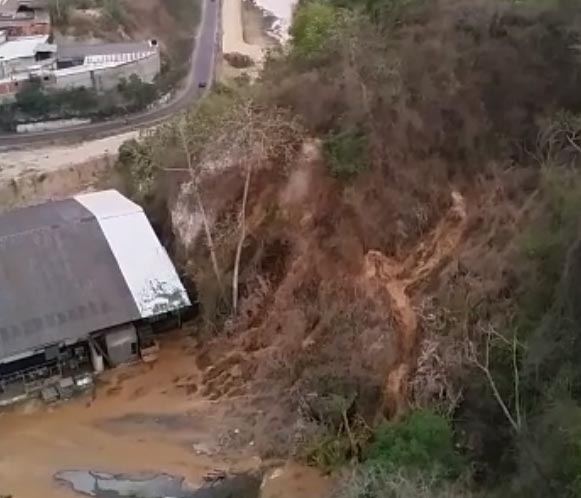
[53,0,200,86]
[119,0,581,494]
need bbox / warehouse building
[0,190,191,405]
[0,33,55,78]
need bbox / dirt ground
[0,330,331,498]
[220,0,277,80]
[0,132,135,213]
[223,0,264,60]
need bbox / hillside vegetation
[51,0,200,89]
[118,0,581,496]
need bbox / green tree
[323,127,368,179]
[15,79,50,116]
[290,1,341,61]
[117,74,159,110]
[56,86,99,113]
[102,0,126,26]
[366,410,463,479]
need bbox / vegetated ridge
[118,0,581,496]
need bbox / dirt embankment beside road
[221,0,277,80]
[0,132,135,211]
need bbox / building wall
[3,55,35,75]
[0,21,50,36]
[0,79,20,101]
[93,51,160,91]
[104,323,138,366]
[51,68,93,90]
[16,117,91,133]
[52,52,161,92]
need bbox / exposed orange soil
[361,191,467,417]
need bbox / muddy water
[0,331,332,498]
[55,470,261,498]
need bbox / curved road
[0,0,220,149]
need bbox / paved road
[0,0,220,149]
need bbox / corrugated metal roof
[0,198,141,361]
[0,191,190,362]
[76,191,191,318]
[0,35,48,61]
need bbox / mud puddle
[55,470,261,498]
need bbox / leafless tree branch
[178,122,224,294]
[468,329,521,434]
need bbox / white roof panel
[0,35,48,61]
[75,189,141,218]
[75,190,191,317]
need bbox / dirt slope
[164,137,470,458]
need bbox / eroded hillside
[117,0,581,496]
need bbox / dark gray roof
[0,198,140,361]
[57,42,153,59]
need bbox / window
[130,342,138,356]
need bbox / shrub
[323,128,368,179]
[101,0,126,26]
[290,1,341,61]
[366,410,463,478]
[48,0,72,25]
[331,467,473,498]
[117,138,158,202]
[15,78,52,116]
[298,414,371,472]
[516,167,581,329]
[166,0,201,29]
[300,423,356,471]
[117,74,159,111]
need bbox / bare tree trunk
[232,162,252,315]
[469,329,521,433]
[468,330,551,491]
[178,124,224,294]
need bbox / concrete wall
[52,68,93,90]
[52,52,161,93]
[104,323,138,366]
[16,118,91,133]
[0,79,19,100]
[4,55,35,75]
[94,52,160,91]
